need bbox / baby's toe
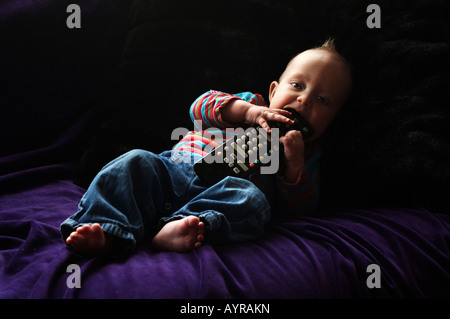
[76,224,92,235]
[185,216,200,228]
[91,223,103,234]
[69,231,79,240]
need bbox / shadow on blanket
[74,0,450,213]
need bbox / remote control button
[237,162,249,172]
[231,142,248,160]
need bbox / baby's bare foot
[152,216,205,252]
[66,223,110,257]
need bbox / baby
[61,39,352,258]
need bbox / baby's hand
[244,105,294,133]
[279,130,305,183]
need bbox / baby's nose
[297,93,312,108]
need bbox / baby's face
[268,49,352,141]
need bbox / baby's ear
[269,81,279,102]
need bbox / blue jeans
[61,149,271,257]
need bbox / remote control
[194,108,314,185]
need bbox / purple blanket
[1,150,449,298]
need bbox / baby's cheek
[319,109,340,131]
[309,115,332,140]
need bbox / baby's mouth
[283,107,315,139]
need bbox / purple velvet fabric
[1,139,449,298]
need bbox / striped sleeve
[189,90,267,129]
[190,90,238,130]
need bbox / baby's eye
[291,83,303,90]
[318,96,328,104]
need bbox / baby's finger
[265,110,294,125]
[285,129,303,137]
[267,108,293,119]
[275,108,293,116]
[257,117,272,133]
[280,131,301,148]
